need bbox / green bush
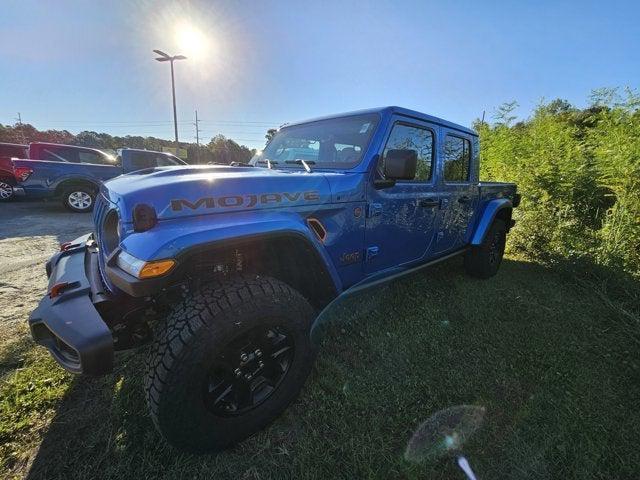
[478,89,640,277]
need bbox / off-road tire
[464,219,507,279]
[144,275,317,452]
[62,186,96,213]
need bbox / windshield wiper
[255,159,278,169]
[285,159,314,172]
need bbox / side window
[156,154,183,166]
[78,150,108,165]
[443,135,471,182]
[130,152,156,170]
[381,123,433,181]
[41,147,78,163]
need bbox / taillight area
[14,166,33,182]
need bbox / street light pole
[170,60,178,145]
[153,49,187,148]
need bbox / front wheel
[0,180,14,201]
[62,187,95,213]
[464,219,507,278]
[144,275,317,452]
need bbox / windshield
[251,113,379,169]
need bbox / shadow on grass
[22,256,640,479]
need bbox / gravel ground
[0,200,93,348]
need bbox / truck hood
[102,165,341,222]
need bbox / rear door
[364,117,440,273]
[431,132,479,254]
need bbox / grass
[1,255,639,479]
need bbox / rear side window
[443,135,471,182]
[41,147,79,163]
[78,150,110,165]
[381,123,434,181]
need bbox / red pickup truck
[0,143,28,201]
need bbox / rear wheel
[0,180,13,201]
[144,275,317,452]
[62,187,95,213]
[464,219,507,278]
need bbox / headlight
[116,250,176,279]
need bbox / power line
[20,119,281,126]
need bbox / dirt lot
[0,201,93,349]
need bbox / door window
[129,152,156,170]
[156,154,185,166]
[381,123,434,181]
[78,150,111,165]
[443,136,471,182]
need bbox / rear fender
[53,175,101,195]
[471,198,512,245]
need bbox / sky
[1,0,639,150]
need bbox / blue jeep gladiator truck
[12,145,186,212]
[28,107,519,451]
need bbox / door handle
[418,199,440,208]
[458,196,471,204]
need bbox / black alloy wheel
[204,325,295,416]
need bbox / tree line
[0,122,264,165]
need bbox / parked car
[28,106,519,452]
[0,143,28,201]
[12,145,186,212]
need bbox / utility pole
[194,110,201,146]
[194,110,202,163]
[16,113,25,143]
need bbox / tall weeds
[478,88,640,277]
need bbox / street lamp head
[153,50,187,62]
[153,49,170,59]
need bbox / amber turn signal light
[138,259,176,279]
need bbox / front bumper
[29,233,114,375]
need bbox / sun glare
[174,23,210,61]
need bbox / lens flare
[174,22,210,61]
[404,405,486,463]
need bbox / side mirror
[384,149,417,180]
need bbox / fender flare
[470,198,512,246]
[111,218,343,301]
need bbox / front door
[432,133,478,254]
[365,119,440,274]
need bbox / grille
[92,193,117,293]
[92,193,108,246]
